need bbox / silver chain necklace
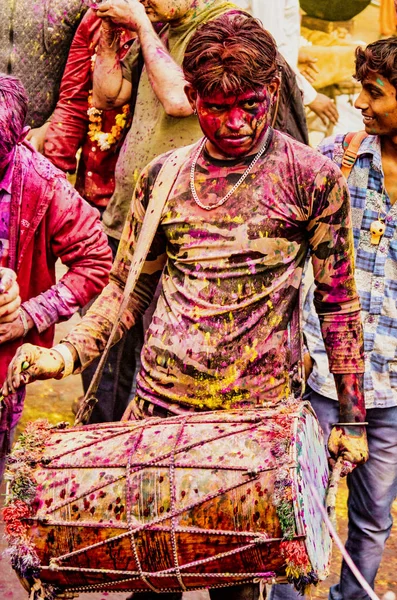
[189,127,273,211]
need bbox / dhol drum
[3,401,331,598]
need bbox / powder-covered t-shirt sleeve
[307,161,364,374]
[64,157,167,370]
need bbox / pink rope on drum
[61,574,278,596]
[305,467,381,600]
[44,421,267,514]
[168,416,189,591]
[51,565,278,580]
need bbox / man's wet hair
[355,37,397,92]
[183,12,278,97]
[0,74,28,159]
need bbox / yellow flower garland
[87,92,130,151]
[87,50,130,151]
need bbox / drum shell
[5,403,331,595]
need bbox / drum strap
[75,142,198,425]
[289,286,304,398]
[340,130,368,180]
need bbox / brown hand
[96,0,149,31]
[308,93,339,126]
[0,268,21,323]
[0,310,33,345]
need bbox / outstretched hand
[308,92,339,126]
[2,344,65,397]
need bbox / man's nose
[354,89,369,111]
[226,109,246,131]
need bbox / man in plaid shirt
[272,38,397,600]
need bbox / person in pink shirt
[0,74,112,480]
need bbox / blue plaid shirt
[304,133,397,408]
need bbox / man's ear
[184,84,198,113]
[268,78,280,102]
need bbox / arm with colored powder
[307,163,367,470]
[2,159,167,394]
[93,0,192,116]
[17,175,112,339]
[92,16,133,109]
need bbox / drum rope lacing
[42,412,301,593]
[8,408,350,598]
[41,418,276,514]
[168,417,189,592]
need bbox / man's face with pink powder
[185,83,279,159]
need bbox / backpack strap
[75,142,197,425]
[340,130,368,179]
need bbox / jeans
[269,387,397,600]
[81,235,144,423]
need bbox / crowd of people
[0,1,396,599]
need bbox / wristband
[52,343,75,378]
[332,422,368,427]
[18,307,30,337]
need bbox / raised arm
[92,17,133,109]
[44,9,101,173]
[94,0,192,116]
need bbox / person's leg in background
[0,389,25,482]
[330,406,397,600]
[80,235,144,423]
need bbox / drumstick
[0,361,30,402]
[325,456,344,526]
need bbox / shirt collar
[0,148,16,194]
[356,134,382,171]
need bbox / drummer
[4,12,368,599]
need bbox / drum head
[292,405,332,580]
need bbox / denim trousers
[269,386,397,600]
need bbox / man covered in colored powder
[272,37,397,600]
[71,0,308,425]
[92,0,308,244]
[5,14,368,598]
[0,74,112,480]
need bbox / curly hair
[0,74,28,160]
[355,37,397,92]
[182,12,278,97]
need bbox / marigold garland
[2,419,64,597]
[87,93,131,151]
[272,445,319,594]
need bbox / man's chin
[214,137,257,158]
[362,117,379,135]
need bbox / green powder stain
[376,78,385,87]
